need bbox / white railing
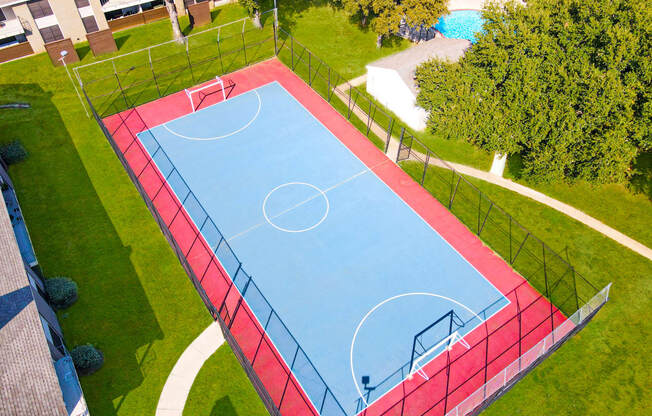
[445,283,612,416]
[0,19,26,39]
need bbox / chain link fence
[77,14,610,416]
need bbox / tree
[340,0,448,47]
[240,0,263,28]
[340,0,375,26]
[416,0,651,184]
[165,0,183,42]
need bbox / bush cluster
[0,140,28,165]
[70,344,104,376]
[44,277,78,310]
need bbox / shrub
[0,140,28,165]
[70,344,104,375]
[44,277,78,310]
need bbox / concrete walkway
[156,322,224,416]
[334,83,652,262]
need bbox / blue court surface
[137,82,510,414]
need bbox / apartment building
[0,0,222,63]
[0,159,88,415]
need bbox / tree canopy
[338,0,448,46]
[416,0,651,184]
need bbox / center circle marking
[262,182,329,233]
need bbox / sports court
[103,59,568,416]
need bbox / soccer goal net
[408,310,469,380]
[185,76,227,112]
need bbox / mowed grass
[400,162,652,414]
[275,0,411,79]
[1,1,651,415]
[506,160,652,248]
[183,344,269,416]
[0,4,264,416]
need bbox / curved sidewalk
[334,83,652,262]
[156,322,224,416]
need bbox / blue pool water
[434,10,484,43]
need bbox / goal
[408,309,470,380]
[185,76,227,112]
[409,331,470,380]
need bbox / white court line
[142,80,511,415]
[262,182,330,233]
[272,81,510,307]
[350,292,508,408]
[162,90,262,141]
[226,159,392,242]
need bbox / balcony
[0,19,26,42]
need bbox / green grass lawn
[183,344,269,416]
[399,162,652,415]
[275,0,411,79]
[506,159,652,248]
[0,4,262,416]
[1,1,650,415]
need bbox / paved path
[334,83,652,261]
[156,322,225,416]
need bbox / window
[141,0,164,11]
[39,25,63,43]
[82,15,98,33]
[75,0,90,7]
[0,9,6,22]
[27,0,53,19]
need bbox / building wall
[50,0,87,43]
[11,3,44,53]
[366,66,428,131]
[90,0,109,30]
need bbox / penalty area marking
[162,90,262,141]
[262,182,330,233]
[350,292,483,407]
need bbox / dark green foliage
[416,0,651,184]
[0,140,28,165]
[44,277,78,310]
[339,0,448,43]
[70,344,104,376]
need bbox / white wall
[366,66,428,131]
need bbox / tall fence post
[217,33,225,75]
[112,60,129,109]
[395,128,405,163]
[273,21,278,55]
[242,31,248,65]
[420,151,430,185]
[185,38,195,83]
[291,35,294,69]
[148,47,161,98]
[384,118,394,154]
[308,52,312,85]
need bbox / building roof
[0,192,67,415]
[366,37,471,95]
[0,0,28,8]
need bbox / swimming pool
[434,10,484,43]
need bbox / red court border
[102,58,568,416]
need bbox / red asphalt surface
[103,59,569,416]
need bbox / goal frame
[409,331,470,380]
[185,76,226,112]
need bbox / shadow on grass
[0,84,163,415]
[76,45,91,61]
[629,151,651,199]
[210,396,237,416]
[115,34,131,50]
